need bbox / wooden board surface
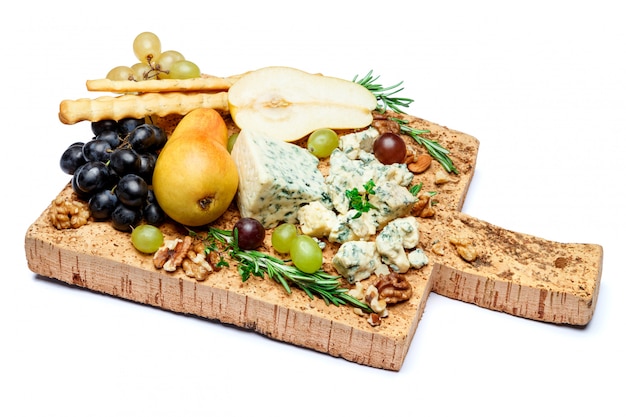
[24,114,603,370]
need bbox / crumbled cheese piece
[408,248,429,269]
[367,182,417,230]
[297,201,337,238]
[338,127,379,159]
[332,241,381,283]
[375,222,411,273]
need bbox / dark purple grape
[151,125,167,150]
[127,124,158,152]
[73,161,112,195]
[109,148,140,177]
[60,142,87,175]
[145,189,157,205]
[373,132,407,165]
[82,139,113,163]
[96,130,121,148]
[144,203,166,225]
[71,174,92,201]
[136,152,157,183]
[91,119,118,136]
[88,190,118,221]
[115,174,148,208]
[118,118,145,137]
[233,217,266,250]
[110,204,142,232]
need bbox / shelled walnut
[450,236,478,262]
[371,114,401,135]
[153,236,193,272]
[412,193,436,218]
[182,241,216,281]
[49,194,90,229]
[373,272,412,304]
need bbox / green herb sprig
[353,70,414,114]
[198,227,371,312]
[392,117,459,174]
[354,71,458,174]
[345,179,378,219]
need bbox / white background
[2,1,624,416]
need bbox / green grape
[155,50,185,79]
[307,128,339,158]
[133,32,161,64]
[131,62,154,80]
[131,224,164,254]
[106,65,134,81]
[271,223,298,254]
[289,235,323,273]
[167,60,201,79]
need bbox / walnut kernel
[182,245,213,281]
[364,285,388,315]
[412,194,436,218]
[153,236,193,272]
[374,272,412,304]
[450,236,478,262]
[371,117,401,135]
[49,195,90,229]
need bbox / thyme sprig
[353,70,414,114]
[198,227,371,311]
[392,117,459,174]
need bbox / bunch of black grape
[60,118,168,232]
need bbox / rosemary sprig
[353,70,414,114]
[354,71,458,174]
[392,117,459,174]
[201,227,371,312]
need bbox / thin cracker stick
[59,91,229,125]
[85,72,249,93]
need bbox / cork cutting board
[24,114,603,371]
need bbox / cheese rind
[231,130,327,228]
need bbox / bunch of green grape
[106,32,201,81]
[272,223,323,273]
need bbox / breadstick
[59,92,229,125]
[86,72,250,93]
[86,76,236,93]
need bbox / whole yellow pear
[152,108,238,227]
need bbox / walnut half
[449,236,478,262]
[153,236,193,272]
[373,272,412,304]
[182,241,214,281]
[49,194,90,229]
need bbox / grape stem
[193,228,372,312]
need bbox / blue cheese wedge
[231,129,327,228]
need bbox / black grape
[60,142,86,175]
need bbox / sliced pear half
[228,66,377,142]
